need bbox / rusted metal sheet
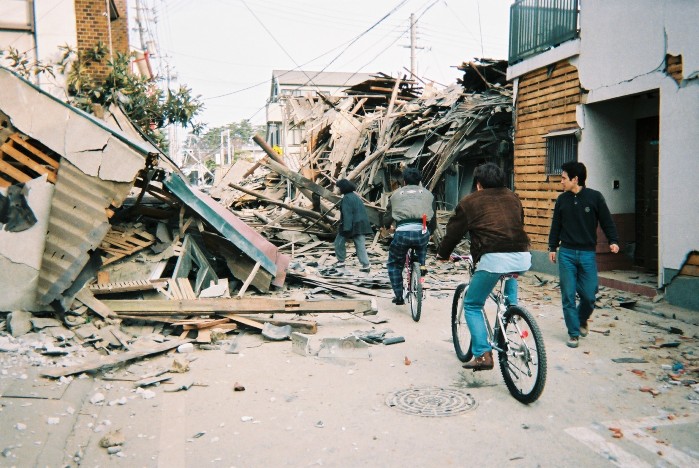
[163,172,289,287]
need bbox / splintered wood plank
[167,279,183,300]
[293,241,325,254]
[181,318,231,330]
[90,279,164,295]
[226,316,265,331]
[40,339,192,378]
[195,329,212,343]
[8,134,59,168]
[75,289,116,319]
[237,262,261,298]
[177,278,197,299]
[103,298,375,315]
[0,143,57,183]
[236,316,317,334]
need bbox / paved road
[1,271,698,467]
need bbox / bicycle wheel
[497,305,547,404]
[408,261,422,322]
[451,283,471,362]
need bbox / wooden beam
[228,181,335,231]
[102,298,375,315]
[75,289,117,319]
[9,134,59,168]
[252,134,286,166]
[256,154,383,225]
[238,261,261,297]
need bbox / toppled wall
[0,66,151,311]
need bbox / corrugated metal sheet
[163,172,290,287]
[36,160,133,304]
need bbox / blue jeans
[558,247,597,338]
[334,233,370,268]
[464,270,518,357]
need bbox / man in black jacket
[334,179,372,273]
[548,162,619,348]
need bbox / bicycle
[451,255,547,404]
[404,248,424,322]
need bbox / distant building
[265,70,374,166]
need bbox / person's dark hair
[561,161,587,186]
[402,167,422,185]
[473,162,505,189]
[336,178,356,194]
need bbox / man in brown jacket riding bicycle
[437,163,531,370]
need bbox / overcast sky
[131,0,513,130]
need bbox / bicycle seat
[500,273,519,279]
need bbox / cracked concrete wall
[579,0,698,101]
[0,69,145,183]
[0,176,54,310]
[576,0,699,277]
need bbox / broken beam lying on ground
[232,315,318,334]
[40,339,192,378]
[101,298,377,315]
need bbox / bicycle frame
[455,255,531,363]
[484,278,531,363]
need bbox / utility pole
[410,13,417,78]
[402,14,424,79]
[227,129,232,165]
[219,129,231,165]
[134,0,147,51]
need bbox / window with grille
[545,132,577,175]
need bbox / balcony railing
[509,0,579,64]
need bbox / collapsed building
[0,60,513,369]
[210,59,514,245]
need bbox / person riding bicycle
[436,163,531,371]
[384,168,436,305]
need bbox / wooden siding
[514,61,582,250]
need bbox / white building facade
[507,0,699,309]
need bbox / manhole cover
[385,386,477,417]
